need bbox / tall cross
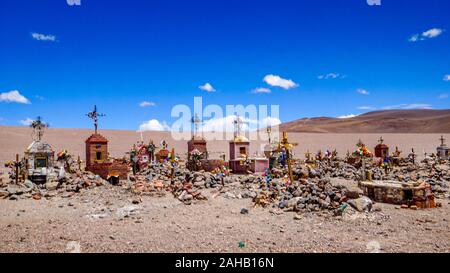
[191,114,203,137]
[233,115,247,138]
[439,135,446,146]
[30,116,49,141]
[266,125,272,144]
[87,105,105,134]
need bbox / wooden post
[170,148,175,183]
[77,156,82,171]
[15,154,20,184]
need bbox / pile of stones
[0,169,107,201]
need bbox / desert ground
[0,126,449,253]
[0,178,449,253]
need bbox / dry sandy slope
[1,126,448,168]
[279,109,450,133]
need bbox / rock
[7,186,23,195]
[132,198,142,204]
[294,214,303,220]
[345,189,362,199]
[223,192,236,199]
[24,180,34,189]
[240,208,249,215]
[348,196,373,212]
[0,190,9,199]
[286,197,301,209]
[46,182,59,191]
[9,194,19,200]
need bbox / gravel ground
[0,178,449,253]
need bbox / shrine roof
[26,140,54,154]
[85,133,108,143]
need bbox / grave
[84,105,128,183]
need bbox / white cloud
[31,32,56,42]
[438,93,448,99]
[252,87,271,94]
[139,101,156,107]
[35,95,45,101]
[138,119,170,132]
[318,73,345,80]
[337,114,359,119]
[408,34,421,42]
[199,83,216,93]
[443,75,450,81]
[382,103,432,110]
[263,74,298,90]
[0,90,31,104]
[356,88,370,95]
[409,28,444,42]
[422,28,443,38]
[19,118,34,126]
[357,106,376,110]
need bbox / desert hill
[279,110,450,133]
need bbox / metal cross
[439,135,445,146]
[30,116,49,141]
[233,115,247,138]
[87,105,105,134]
[191,114,203,137]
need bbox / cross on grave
[30,116,49,141]
[279,132,295,184]
[439,135,446,146]
[233,115,248,138]
[266,125,272,144]
[378,136,384,144]
[13,154,21,184]
[191,114,203,138]
[86,105,105,134]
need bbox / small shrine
[374,136,389,158]
[437,135,449,160]
[156,140,170,162]
[24,117,56,184]
[186,115,224,171]
[84,105,127,183]
[359,180,436,208]
[228,116,268,174]
[187,114,208,159]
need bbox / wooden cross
[77,156,82,171]
[266,125,272,144]
[279,132,294,184]
[86,105,105,134]
[13,154,21,184]
[30,116,49,141]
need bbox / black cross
[87,105,105,134]
[30,116,49,141]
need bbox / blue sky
[0,0,449,131]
